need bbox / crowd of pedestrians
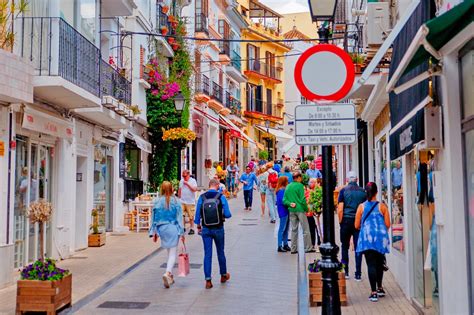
[148,154,392,303]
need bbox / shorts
[182,204,196,218]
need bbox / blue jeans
[226,177,236,193]
[266,189,277,220]
[243,189,253,208]
[277,215,289,247]
[201,227,227,280]
[340,217,362,276]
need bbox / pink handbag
[178,240,190,277]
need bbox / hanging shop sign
[22,107,73,140]
[294,104,356,145]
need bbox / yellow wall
[281,12,318,39]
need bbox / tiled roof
[283,27,311,40]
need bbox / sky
[260,0,310,14]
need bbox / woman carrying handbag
[149,181,185,288]
[355,182,391,302]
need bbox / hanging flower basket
[167,37,175,44]
[162,5,169,14]
[162,128,196,148]
[168,15,176,23]
[171,42,180,51]
[160,26,169,35]
[170,20,178,29]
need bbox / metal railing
[195,74,210,96]
[231,98,241,116]
[219,41,230,57]
[212,82,223,104]
[16,17,131,104]
[246,60,281,80]
[246,98,273,116]
[195,13,208,34]
[225,91,232,108]
[231,50,241,71]
[156,4,168,29]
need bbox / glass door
[14,136,28,268]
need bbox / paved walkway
[0,190,417,314]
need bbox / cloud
[260,0,310,14]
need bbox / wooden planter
[88,233,106,247]
[308,272,347,307]
[16,274,72,315]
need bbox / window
[391,159,404,253]
[247,44,259,72]
[125,140,140,180]
[266,88,272,115]
[195,0,209,32]
[265,51,275,78]
[218,20,230,56]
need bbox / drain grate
[242,218,258,221]
[238,223,258,226]
[97,301,150,309]
[160,263,202,269]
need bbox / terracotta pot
[160,27,168,35]
[162,5,169,14]
[167,37,175,44]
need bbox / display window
[391,158,404,252]
[93,144,112,232]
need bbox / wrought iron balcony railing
[16,17,131,104]
[195,74,210,96]
[246,98,273,116]
[219,41,230,57]
[195,13,209,34]
[211,82,223,104]
[246,60,281,81]
[231,98,241,116]
[231,50,242,71]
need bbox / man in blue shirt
[195,179,232,289]
[239,166,259,211]
[392,161,403,189]
[306,162,322,179]
[279,166,294,183]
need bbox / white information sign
[295,104,356,145]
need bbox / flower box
[88,233,106,247]
[102,95,118,109]
[115,102,127,115]
[16,274,72,314]
[308,272,347,306]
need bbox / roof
[283,27,311,40]
[249,0,283,19]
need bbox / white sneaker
[162,272,174,288]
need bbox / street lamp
[174,92,185,112]
[308,1,342,315]
[265,120,271,161]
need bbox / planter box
[88,233,106,247]
[102,95,118,109]
[16,274,72,315]
[115,102,127,115]
[308,272,347,306]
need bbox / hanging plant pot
[167,37,175,44]
[170,21,178,30]
[162,5,169,14]
[171,43,180,51]
[168,15,176,23]
[160,26,168,35]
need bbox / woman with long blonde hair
[149,181,185,288]
[257,165,269,217]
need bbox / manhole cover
[160,263,202,269]
[242,218,258,221]
[238,224,258,226]
[97,301,150,309]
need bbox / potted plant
[171,42,180,51]
[258,150,269,161]
[0,0,28,51]
[129,105,142,120]
[161,5,169,14]
[162,127,197,148]
[307,259,347,306]
[168,15,176,23]
[167,36,175,44]
[351,53,364,73]
[88,209,106,247]
[160,25,169,35]
[16,200,72,314]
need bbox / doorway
[75,156,87,250]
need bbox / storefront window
[125,140,140,180]
[378,137,389,205]
[391,158,404,252]
[93,144,110,232]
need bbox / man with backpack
[266,167,279,223]
[195,179,232,289]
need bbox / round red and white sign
[294,44,355,102]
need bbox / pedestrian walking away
[178,170,198,235]
[226,160,239,197]
[283,171,315,254]
[149,181,185,289]
[195,179,232,289]
[337,171,367,280]
[276,176,291,252]
[257,166,269,217]
[267,167,279,223]
[355,182,391,302]
[279,166,294,183]
[239,166,259,211]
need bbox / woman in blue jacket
[149,181,185,288]
[276,176,290,252]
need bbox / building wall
[280,12,318,38]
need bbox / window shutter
[140,46,145,79]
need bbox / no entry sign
[294,44,354,102]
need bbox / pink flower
[151,90,159,96]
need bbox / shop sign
[0,141,4,157]
[22,111,73,140]
[230,129,240,138]
[295,104,356,145]
[389,109,425,160]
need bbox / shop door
[106,156,113,232]
[75,156,88,249]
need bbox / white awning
[255,125,293,140]
[22,106,74,140]
[281,139,297,153]
[129,132,152,153]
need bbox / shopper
[257,166,269,217]
[149,181,185,289]
[239,166,259,211]
[226,160,239,197]
[306,162,322,179]
[178,169,198,235]
[279,166,294,183]
[195,179,232,289]
[337,171,367,280]
[276,176,290,252]
[267,167,279,223]
[283,171,315,254]
[355,182,391,302]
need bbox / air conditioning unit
[366,2,389,45]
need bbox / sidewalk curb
[62,246,165,314]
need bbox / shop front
[93,143,113,232]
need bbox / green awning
[404,0,474,75]
[387,0,474,92]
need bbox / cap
[347,171,357,180]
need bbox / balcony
[244,60,281,84]
[226,50,246,83]
[194,74,211,103]
[211,82,223,104]
[244,98,282,122]
[219,41,231,64]
[195,13,209,41]
[276,98,284,107]
[231,98,242,117]
[100,59,131,105]
[209,82,230,115]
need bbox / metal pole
[318,145,341,314]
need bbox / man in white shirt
[178,170,198,235]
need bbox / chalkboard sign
[119,142,126,178]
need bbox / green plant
[302,174,310,186]
[90,209,100,235]
[171,179,180,192]
[129,105,141,115]
[0,0,28,51]
[20,258,70,281]
[306,155,315,161]
[350,53,364,65]
[300,161,309,173]
[258,150,269,161]
[308,186,323,214]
